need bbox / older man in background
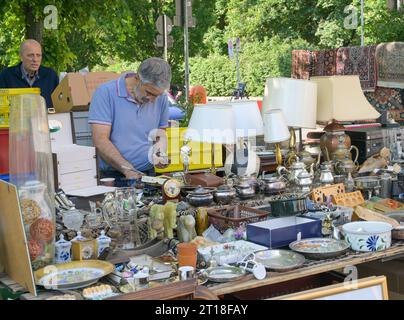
[0,39,59,108]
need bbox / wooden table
[207,242,404,297]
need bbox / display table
[207,242,404,297]
[2,242,404,300]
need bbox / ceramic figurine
[177,215,197,243]
[163,201,177,239]
[55,234,72,264]
[96,230,111,258]
[148,205,165,240]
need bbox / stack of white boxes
[49,112,98,192]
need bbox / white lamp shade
[227,100,264,138]
[310,75,380,122]
[263,109,291,143]
[262,77,317,129]
[184,103,236,144]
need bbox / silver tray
[254,249,305,272]
[203,266,246,283]
[289,238,350,260]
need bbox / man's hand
[121,165,145,179]
[124,170,144,180]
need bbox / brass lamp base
[285,127,298,166]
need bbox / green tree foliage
[1,0,403,95]
[190,37,313,96]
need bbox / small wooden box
[71,239,98,261]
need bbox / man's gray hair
[19,39,42,57]
[138,57,171,90]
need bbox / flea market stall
[1,42,404,301]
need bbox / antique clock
[162,178,181,203]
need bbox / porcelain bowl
[342,221,392,252]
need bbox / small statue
[163,201,177,239]
[177,214,197,243]
[359,147,390,174]
[148,205,165,240]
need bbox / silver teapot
[278,158,314,186]
[259,175,287,195]
[234,176,256,199]
[186,186,214,207]
[213,185,237,204]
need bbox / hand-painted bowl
[342,221,392,252]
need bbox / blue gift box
[247,216,322,249]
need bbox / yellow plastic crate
[155,127,223,173]
[0,88,41,128]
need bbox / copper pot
[320,122,351,161]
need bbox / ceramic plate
[34,260,114,290]
[204,266,246,283]
[255,249,305,272]
[289,238,350,260]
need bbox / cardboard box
[247,216,322,249]
[51,72,119,113]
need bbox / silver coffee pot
[319,162,334,185]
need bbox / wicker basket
[207,205,268,233]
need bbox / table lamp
[262,77,317,165]
[263,109,291,166]
[184,103,236,180]
[311,75,380,123]
[310,75,381,161]
[225,100,264,176]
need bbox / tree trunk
[23,4,44,43]
[387,0,397,10]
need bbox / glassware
[87,201,101,228]
[9,94,56,270]
[62,208,84,231]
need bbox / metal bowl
[289,238,350,260]
[255,249,305,272]
[203,266,246,283]
[354,176,380,190]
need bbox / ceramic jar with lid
[55,234,72,264]
[97,230,111,257]
[186,186,214,207]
